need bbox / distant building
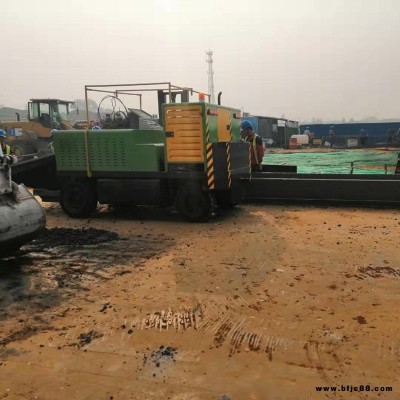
[300,122,400,146]
[243,115,299,147]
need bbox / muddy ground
[0,202,399,399]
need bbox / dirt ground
[1,201,400,400]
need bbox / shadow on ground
[0,227,175,328]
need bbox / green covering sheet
[263,149,400,174]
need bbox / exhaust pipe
[15,112,20,121]
[218,92,222,105]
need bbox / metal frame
[84,82,210,125]
[82,82,210,178]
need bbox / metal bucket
[0,155,46,256]
[0,184,46,256]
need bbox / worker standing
[0,130,11,155]
[92,121,102,130]
[386,127,395,144]
[328,126,335,148]
[240,120,264,172]
[396,127,400,144]
[48,129,58,152]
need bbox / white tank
[290,134,309,145]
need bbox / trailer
[243,169,400,205]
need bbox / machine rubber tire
[60,180,98,218]
[176,184,212,222]
[11,143,36,157]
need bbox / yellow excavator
[0,98,75,156]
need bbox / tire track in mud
[203,311,340,378]
[139,305,204,331]
[354,266,400,280]
[134,298,343,376]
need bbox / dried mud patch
[139,345,178,378]
[67,330,104,349]
[355,265,400,279]
[0,347,19,360]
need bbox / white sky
[1,0,399,121]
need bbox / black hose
[217,92,222,105]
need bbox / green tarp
[263,150,400,174]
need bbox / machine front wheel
[60,180,98,218]
[176,184,212,222]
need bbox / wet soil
[0,203,399,399]
[0,224,175,350]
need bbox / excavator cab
[28,99,74,130]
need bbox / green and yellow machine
[50,84,250,221]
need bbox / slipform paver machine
[14,83,251,222]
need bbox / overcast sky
[1,0,399,122]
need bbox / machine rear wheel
[60,180,98,218]
[12,143,36,157]
[176,184,212,222]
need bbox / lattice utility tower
[206,50,215,104]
